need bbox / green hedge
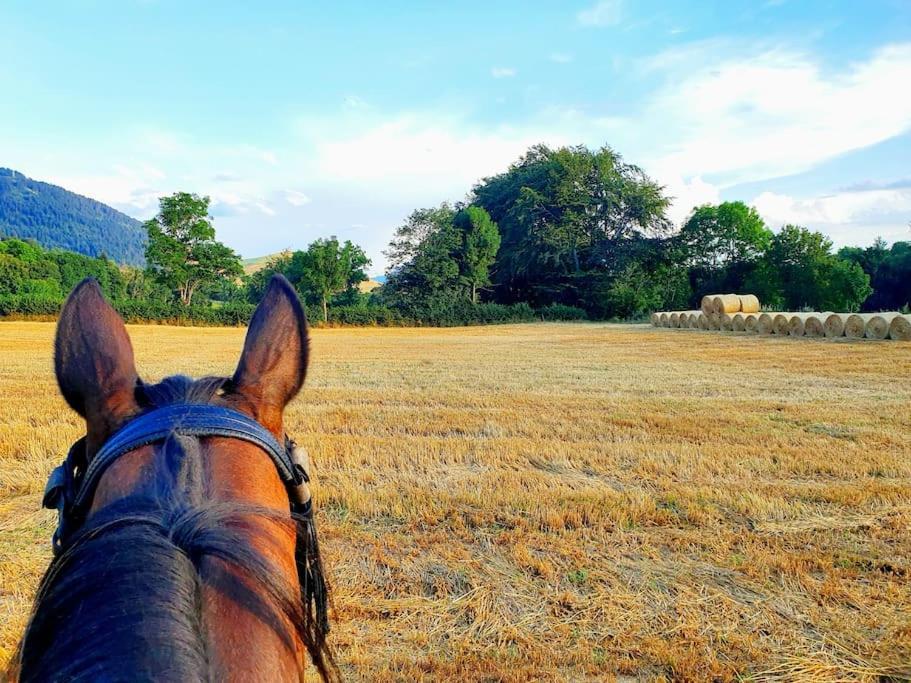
[0,294,62,316]
[0,295,590,327]
[0,295,256,326]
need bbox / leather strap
[44,404,310,552]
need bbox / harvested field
[1,321,910,681]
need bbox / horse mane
[14,375,336,682]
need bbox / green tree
[747,225,871,311]
[821,257,873,312]
[838,236,889,280]
[453,206,500,303]
[144,192,242,306]
[382,205,462,310]
[297,237,370,321]
[471,144,670,306]
[0,252,27,296]
[678,202,772,269]
[677,202,773,303]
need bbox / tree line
[1,144,909,325]
[379,144,908,318]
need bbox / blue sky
[2,1,910,273]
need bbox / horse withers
[11,275,336,682]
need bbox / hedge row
[0,295,588,327]
[0,295,256,326]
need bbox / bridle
[42,403,313,554]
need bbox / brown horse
[11,275,336,681]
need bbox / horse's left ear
[231,274,308,434]
[55,278,140,453]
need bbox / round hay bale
[804,312,829,338]
[824,313,845,338]
[787,313,817,337]
[708,312,722,330]
[865,312,902,340]
[719,313,734,331]
[738,294,760,314]
[889,314,911,341]
[757,313,775,334]
[701,295,714,316]
[844,313,875,339]
[731,313,746,332]
[650,312,660,326]
[698,313,709,330]
[772,313,794,335]
[712,294,741,314]
[670,312,681,328]
[659,312,670,327]
[743,313,759,333]
[688,312,700,328]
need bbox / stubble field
[1,321,910,681]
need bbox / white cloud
[577,0,623,27]
[616,41,911,231]
[284,190,311,206]
[663,175,722,225]
[491,66,517,78]
[255,201,276,216]
[308,113,570,198]
[641,43,911,186]
[48,165,164,215]
[752,186,911,245]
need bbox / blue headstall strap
[43,403,312,554]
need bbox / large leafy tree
[453,206,500,303]
[678,202,772,269]
[677,201,773,302]
[144,193,242,306]
[471,144,670,305]
[296,237,370,321]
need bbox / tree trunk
[471,283,477,304]
[322,296,328,322]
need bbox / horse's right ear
[231,275,308,436]
[55,279,140,453]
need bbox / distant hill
[242,251,290,276]
[0,168,146,265]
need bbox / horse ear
[231,275,308,434]
[55,279,140,452]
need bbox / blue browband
[43,404,311,553]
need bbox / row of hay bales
[651,294,911,340]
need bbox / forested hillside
[0,168,146,265]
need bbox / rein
[43,403,313,554]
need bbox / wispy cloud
[643,42,911,185]
[491,66,517,78]
[752,186,911,246]
[577,0,623,27]
[284,189,311,206]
